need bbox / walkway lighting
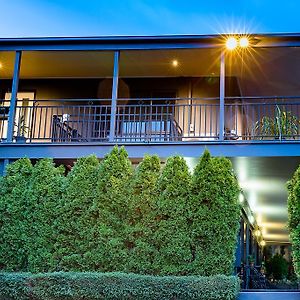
[260,240,266,247]
[239,193,245,203]
[254,230,261,237]
[226,37,238,50]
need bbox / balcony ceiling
[1,47,300,97]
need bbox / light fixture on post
[225,36,250,50]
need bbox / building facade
[1,34,300,279]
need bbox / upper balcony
[0,97,299,144]
[0,35,300,158]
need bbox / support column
[245,223,250,265]
[109,51,120,142]
[219,50,225,141]
[3,159,9,175]
[7,51,22,143]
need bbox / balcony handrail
[2,95,300,104]
[0,97,299,143]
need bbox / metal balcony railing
[0,97,299,143]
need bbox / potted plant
[14,115,30,143]
[253,105,299,140]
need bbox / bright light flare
[239,37,249,48]
[226,37,238,50]
[0,62,2,69]
[254,230,261,237]
[172,60,178,67]
[260,240,266,247]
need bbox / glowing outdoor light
[239,37,249,48]
[254,230,261,237]
[239,193,244,203]
[172,60,178,67]
[260,240,266,247]
[248,215,255,224]
[226,37,238,50]
[0,62,2,69]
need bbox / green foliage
[0,272,240,300]
[126,155,161,274]
[0,158,64,272]
[287,166,300,277]
[254,106,299,139]
[0,148,240,278]
[0,158,33,271]
[266,254,289,280]
[190,150,240,276]
[54,155,100,271]
[153,156,192,275]
[26,159,65,272]
[88,146,133,272]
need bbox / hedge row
[0,147,240,276]
[287,166,300,277]
[0,272,240,300]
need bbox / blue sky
[0,0,299,37]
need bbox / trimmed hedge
[287,166,300,277]
[0,272,240,300]
[0,148,240,277]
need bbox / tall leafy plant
[126,155,161,274]
[54,155,100,271]
[287,166,300,277]
[27,159,65,272]
[190,150,240,276]
[0,158,33,271]
[254,105,299,139]
[89,146,133,272]
[153,156,192,275]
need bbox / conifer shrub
[88,146,133,272]
[0,147,241,283]
[154,156,192,275]
[126,155,161,274]
[287,166,300,276]
[0,158,64,272]
[54,155,100,271]
[26,159,65,273]
[190,150,240,276]
[0,158,33,271]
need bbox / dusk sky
[1,0,300,37]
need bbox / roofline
[1,32,300,41]
[1,33,300,51]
